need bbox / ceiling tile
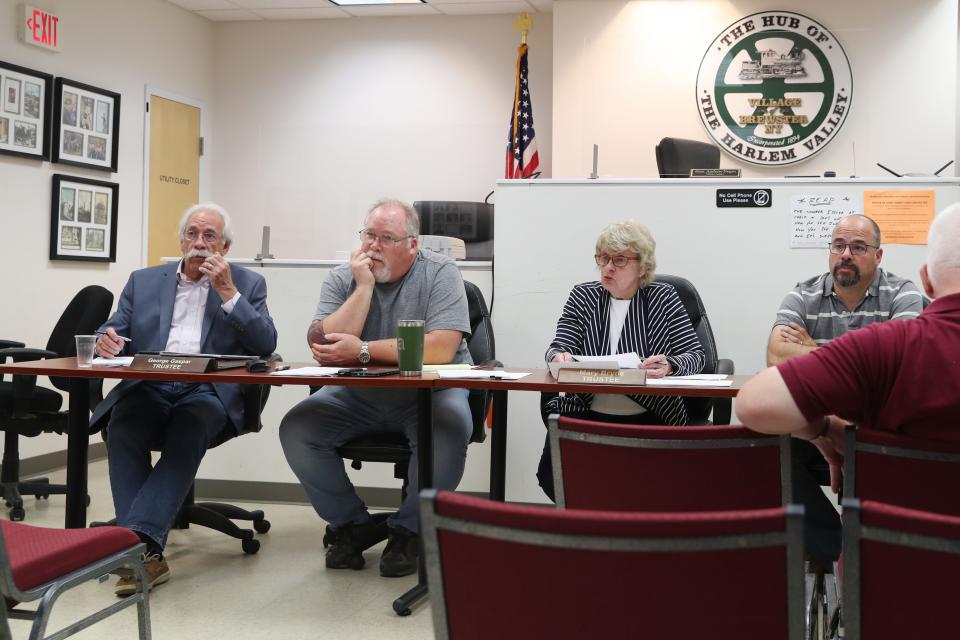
[435,2,533,15]
[339,3,440,16]
[251,7,350,18]
[428,0,525,4]
[195,8,264,20]
[229,0,338,7]
[526,0,552,11]
[166,0,238,10]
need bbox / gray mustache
[185,249,214,259]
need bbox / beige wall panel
[148,96,200,265]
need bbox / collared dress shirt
[164,259,241,353]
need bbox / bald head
[834,214,881,246]
[923,204,960,296]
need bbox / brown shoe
[116,552,170,597]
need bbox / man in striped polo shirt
[765,213,923,569]
[768,214,922,365]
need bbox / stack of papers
[92,357,134,367]
[270,366,347,377]
[436,370,530,380]
[422,364,473,372]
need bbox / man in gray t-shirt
[279,199,472,578]
[765,213,922,569]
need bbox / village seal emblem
[696,11,852,166]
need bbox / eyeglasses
[828,241,877,257]
[359,229,414,246]
[595,254,641,268]
[182,230,220,244]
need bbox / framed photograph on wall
[0,60,52,160]
[50,174,118,262]
[52,78,120,172]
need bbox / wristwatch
[358,341,371,364]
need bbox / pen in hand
[640,355,671,378]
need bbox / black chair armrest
[0,341,26,381]
[0,347,59,363]
[709,358,735,425]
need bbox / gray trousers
[279,386,472,532]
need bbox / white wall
[0,0,215,458]
[551,0,958,179]
[210,14,553,260]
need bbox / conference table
[0,358,747,614]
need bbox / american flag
[505,43,539,179]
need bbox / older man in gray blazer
[92,203,276,596]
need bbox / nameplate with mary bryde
[550,354,647,386]
[130,351,258,373]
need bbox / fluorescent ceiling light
[329,0,424,5]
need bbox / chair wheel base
[242,538,260,554]
[9,507,25,521]
[254,518,271,534]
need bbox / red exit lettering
[23,6,59,51]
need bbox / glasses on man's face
[359,229,413,247]
[595,254,641,268]
[183,230,219,244]
[828,240,877,257]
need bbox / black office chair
[319,280,498,545]
[413,201,494,261]
[0,285,114,521]
[654,274,734,425]
[93,375,275,554]
[655,137,721,178]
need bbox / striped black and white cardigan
[544,280,705,425]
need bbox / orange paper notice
[863,190,935,244]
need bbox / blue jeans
[279,386,471,533]
[106,382,227,549]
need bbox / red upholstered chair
[547,415,792,511]
[841,499,960,640]
[0,520,150,640]
[420,490,806,640]
[843,425,960,514]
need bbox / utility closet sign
[20,5,60,52]
[697,11,852,166]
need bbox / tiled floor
[6,460,435,639]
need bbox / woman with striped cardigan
[537,220,705,500]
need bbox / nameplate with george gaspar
[130,355,214,373]
[556,368,647,385]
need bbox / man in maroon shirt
[738,204,960,492]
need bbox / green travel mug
[397,320,425,376]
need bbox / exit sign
[20,5,59,52]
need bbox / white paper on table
[671,374,729,380]
[92,357,134,367]
[574,352,642,368]
[422,363,472,371]
[646,378,734,387]
[436,370,531,380]
[269,366,346,377]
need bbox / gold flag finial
[515,12,532,45]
